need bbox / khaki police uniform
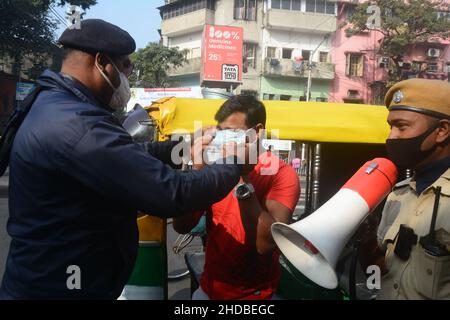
[376,78,450,300]
[377,169,450,299]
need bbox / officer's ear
[95,53,109,72]
[94,53,120,87]
[436,119,450,144]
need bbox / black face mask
[386,123,440,169]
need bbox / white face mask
[95,58,131,111]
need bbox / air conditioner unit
[427,48,441,58]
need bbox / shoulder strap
[0,85,46,176]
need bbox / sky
[54,0,165,50]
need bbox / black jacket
[0,70,241,299]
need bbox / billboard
[126,87,202,112]
[201,25,243,85]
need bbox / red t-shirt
[200,152,300,300]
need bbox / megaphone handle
[348,239,363,301]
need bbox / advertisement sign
[16,82,36,101]
[201,25,243,84]
[127,87,202,112]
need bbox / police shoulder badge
[393,90,403,104]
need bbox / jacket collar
[37,69,114,112]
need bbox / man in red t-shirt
[173,95,300,300]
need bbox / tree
[0,0,96,79]
[346,0,450,87]
[129,43,188,88]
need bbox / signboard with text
[126,87,202,112]
[201,25,243,85]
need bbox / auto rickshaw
[120,97,397,300]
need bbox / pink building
[329,0,450,105]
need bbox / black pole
[349,239,362,300]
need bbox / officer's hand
[191,134,214,170]
[191,126,217,145]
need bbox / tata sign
[201,25,243,85]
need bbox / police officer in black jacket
[0,20,243,299]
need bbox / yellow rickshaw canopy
[149,97,390,144]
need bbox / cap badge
[393,90,404,104]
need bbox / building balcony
[161,9,215,37]
[265,9,337,34]
[167,57,202,77]
[263,58,335,80]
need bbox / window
[316,97,328,102]
[247,0,256,20]
[445,63,450,73]
[273,0,302,11]
[267,47,277,58]
[427,63,438,73]
[282,0,291,10]
[319,51,329,63]
[346,53,364,77]
[243,43,257,71]
[265,94,281,100]
[161,0,215,20]
[347,90,359,98]
[272,0,281,9]
[302,50,311,61]
[316,0,325,13]
[292,0,301,10]
[305,0,335,15]
[282,48,293,59]
[412,61,422,73]
[280,95,292,101]
[306,0,315,12]
[234,0,245,19]
[234,0,256,20]
[185,47,201,59]
[326,1,335,14]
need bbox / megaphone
[271,158,398,289]
[122,104,158,143]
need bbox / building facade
[159,0,338,100]
[159,0,450,104]
[330,0,450,105]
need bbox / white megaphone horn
[271,158,398,289]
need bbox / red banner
[201,25,243,84]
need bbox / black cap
[58,19,136,56]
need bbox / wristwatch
[234,183,255,200]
